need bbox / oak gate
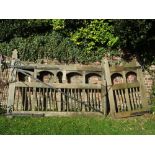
[0,51,150,117]
[4,51,106,116]
[103,58,149,117]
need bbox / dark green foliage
[0,31,78,62]
[113,19,155,66]
[0,19,155,65]
[0,115,155,135]
[0,19,120,64]
[0,31,108,63]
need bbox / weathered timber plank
[7,57,17,113]
[110,66,140,73]
[15,82,101,89]
[11,111,103,116]
[16,64,102,72]
[103,58,116,115]
[114,108,149,118]
[112,82,140,90]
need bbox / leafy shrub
[0,31,120,64]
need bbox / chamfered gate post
[101,59,107,115]
[7,49,18,114]
[103,58,116,115]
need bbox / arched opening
[66,72,82,83]
[126,71,137,83]
[85,73,101,84]
[111,73,123,85]
[17,71,32,82]
[37,71,54,83]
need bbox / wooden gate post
[103,58,116,115]
[7,50,18,113]
[101,59,107,115]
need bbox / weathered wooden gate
[11,64,105,116]
[4,50,106,116]
[0,51,150,117]
[103,58,148,116]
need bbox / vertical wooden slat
[45,88,48,111]
[38,88,41,111]
[69,89,72,111]
[76,89,78,111]
[95,89,97,110]
[130,88,135,109]
[135,87,140,108]
[136,87,141,108]
[93,89,96,111]
[79,89,82,111]
[40,88,43,111]
[87,89,90,111]
[28,87,31,110]
[36,88,38,111]
[131,88,137,109]
[75,89,78,111]
[98,89,101,111]
[51,89,54,111]
[32,88,36,111]
[18,87,22,111]
[46,88,49,111]
[68,89,72,111]
[118,90,123,111]
[49,88,52,111]
[132,87,138,109]
[24,87,27,111]
[54,89,58,111]
[13,87,17,111]
[65,89,68,111]
[73,89,76,111]
[121,89,127,111]
[14,87,18,111]
[91,89,94,111]
[128,88,134,110]
[114,90,120,112]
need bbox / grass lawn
[0,114,155,135]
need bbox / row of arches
[17,71,102,84]
[17,70,138,85]
[111,71,137,84]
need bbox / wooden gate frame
[6,51,107,116]
[103,57,149,117]
[3,50,150,117]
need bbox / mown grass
[0,115,155,135]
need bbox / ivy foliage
[0,19,120,64]
[0,31,108,64]
[0,19,155,65]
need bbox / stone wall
[144,65,155,99]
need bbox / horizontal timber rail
[9,111,103,117]
[15,82,101,89]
